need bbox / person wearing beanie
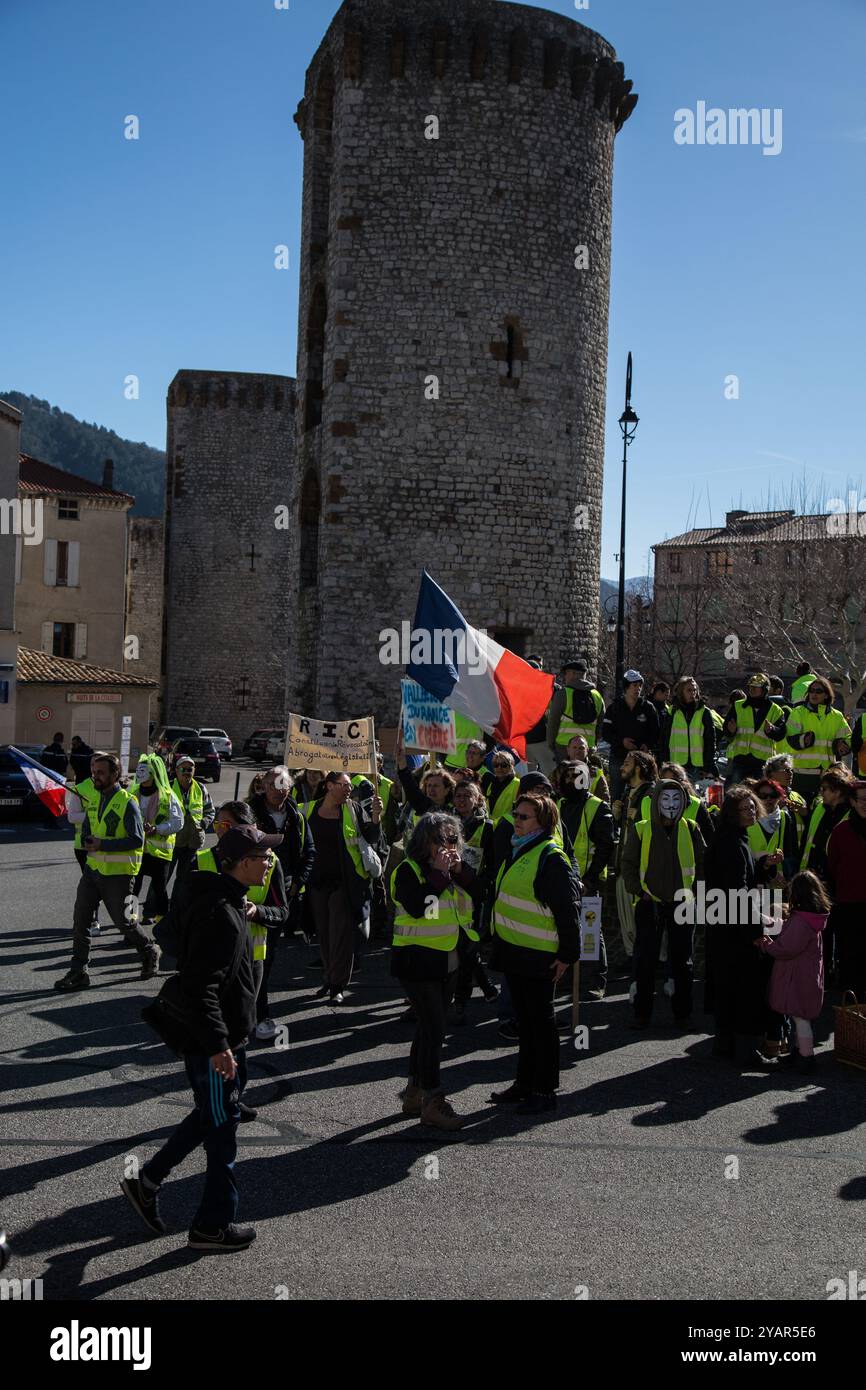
[602,670,661,804]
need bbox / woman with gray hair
[391,811,479,1131]
[762,753,808,826]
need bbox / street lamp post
[615,352,639,695]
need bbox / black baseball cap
[216,826,283,862]
[563,657,588,672]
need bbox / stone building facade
[125,516,165,717]
[162,0,636,737]
[162,371,296,739]
[286,0,636,722]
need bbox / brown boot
[420,1094,465,1131]
[400,1084,424,1117]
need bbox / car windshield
[199,729,227,738]
[175,739,217,754]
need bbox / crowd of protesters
[45,653,866,1251]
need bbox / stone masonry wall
[163,372,296,743]
[286,0,636,726]
[125,516,165,712]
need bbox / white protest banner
[284,713,376,773]
[400,678,456,755]
[120,715,133,779]
[579,896,602,962]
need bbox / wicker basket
[833,992,866,1070]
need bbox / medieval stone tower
[286,0,636,722]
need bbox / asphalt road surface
[2,759,865,1303]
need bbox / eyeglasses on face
[435,834,459,845]
[512,812,533,823]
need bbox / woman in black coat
[704,785,784,1065]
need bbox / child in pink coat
[756,871,831,1074]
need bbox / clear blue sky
[2,0,863,579]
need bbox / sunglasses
[436,834,459,845]
[512,812,533,823]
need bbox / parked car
[266,734,286,764]
[153,725,198,760]
[243,728,283,762]
[169,737,222,783]
[0,744,46,820]
[198,727,233,761]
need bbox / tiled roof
[17,646,156,687]
[18,454,134,503]
[656,515,836,548]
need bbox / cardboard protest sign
[284,713,376,773]
[400,678,456,755]
[579,896,602,962]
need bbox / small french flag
[407,572,554,758]
[6,745,72,819]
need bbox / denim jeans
[143,1047,247,1232]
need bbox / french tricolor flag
[7,745,70,818]
[406,573,554,758]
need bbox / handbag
[141,916,248,1056]
[359,835,383,879]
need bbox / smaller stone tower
[163,371,295,740]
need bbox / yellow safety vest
[728,700,785,763]
[493,837,570,954]
[391,857,477,949]
[445,713,485,768]
[72,776,96,851]
[489,775,520,825]
[85,786,143,877]
[800,804,849,871]
[556,687,604,748]
[634,817,696,903]
[196,847,218,873]
[573,795,606,880]
[304,801,370,882]
[246,856,277,961]
[172,777,204,826]
[747,811,790,860]
[668,707,706,768]
[785,703,851,774]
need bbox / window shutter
[44,537,57,586]
[74,623,87,659]
[41,621,53,653]
[67,540,80,587]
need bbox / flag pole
[9,745,85,799]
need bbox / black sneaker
[120,1176,166,1235]
[54,969,90,993]
[482,985,500,1003]
[313,985,329,1000]
[515,1093,558,1115]
[497,1020,519,1041]
[238,1101,258,1123]
[188,1223,257,1252]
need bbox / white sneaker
[255,1019,277,1040]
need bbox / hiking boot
[187,1223,257,1253]
[140,945,161,980]
[420,1094,465,1131]
[120,1175,166,1236]
[400,1084,424,1117]
[54,969,90,993]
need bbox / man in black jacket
[602,670,661,803]
[120,825,282,1253]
